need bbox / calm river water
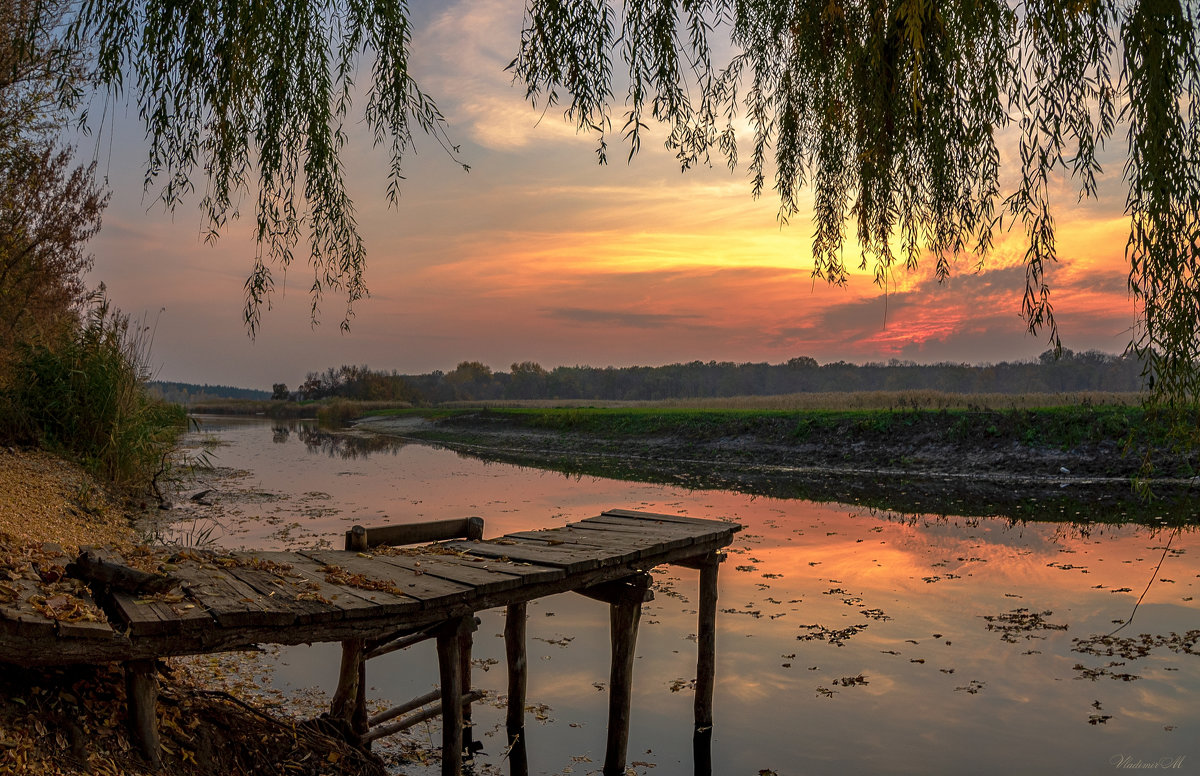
[167,417,1199,776]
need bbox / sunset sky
[84,0,1138,390]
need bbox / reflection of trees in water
[272,425,291,444]
[296,426,410,459]
[439,444,1197,526]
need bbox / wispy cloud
[417,0,595,151]
[541,306,701,329]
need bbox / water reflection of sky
[173,417,1199,775]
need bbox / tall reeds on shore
[1,294,186,491]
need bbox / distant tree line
[147,381,271,404]
[289,350,1145,404]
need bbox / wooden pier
[0,509,740,775]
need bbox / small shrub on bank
[0,295,185,491]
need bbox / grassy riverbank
[366,403,1183,462]
[356,403,1198,521]
[425,404,1153,447]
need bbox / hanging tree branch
[36,1,1200,409]
[512,0,1198,409]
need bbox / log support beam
[693,553,722,733]
[436,616,473,776]
[600,572,652,776]
[346,517,485,551]
[331,642,362,734]
[458,613,476,761]
[365,623,438,661]
[504,601,527,739]
[125,659,161,767]
[362,689,485,744]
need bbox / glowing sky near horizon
[84,0,1138,389]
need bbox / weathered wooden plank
[509,526,695,558]
[0,578,67,639]
[601,509,741,531]
[162,595,215,633]
[0,628,133,665]
[0,577,119,641]
[170,563,299,628]
[345,554,476,607]
[56,616,119,640]
[445,539,635,574]
[505,529,621,547]
[504,536,644,566]
[367,553,539,594]
[109,591,183,637]
[505,529,669,563]
[108,586,214,638]
[565,521,701,553]
[408,552,566,586]
[58,584,120,640]
[221,565,345,626]
[246,552,387,619]
[294,551,431,614]
[577,514,717,537]
[584,516,739,549]
[0,604,57,638]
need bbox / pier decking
[1,509,740,775]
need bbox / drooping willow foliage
[514,0,1199,407]
[57,1,1199,406]
[69,0,462,332]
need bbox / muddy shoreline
[354,412,1199,522]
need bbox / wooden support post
[346,525,368,551]
[354,650,368,736]
[603,573,651,776]
[692,728,713,776]
[465,516,485,540]
[694,554,721,732]
[436,617,471,776]
[458,615,475,760]
[331,638,364,728]
[125,660,161,767]
[507,728,530,776]
[504,601,527,738]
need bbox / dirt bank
[0,447,385,776]
[355,410,1199,521]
